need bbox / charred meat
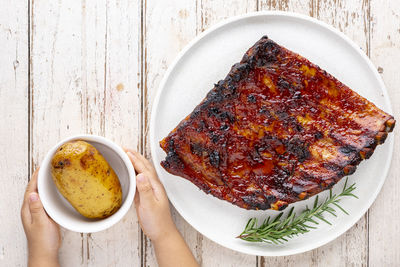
[160,36,395,210]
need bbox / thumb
[28,193,48,225]
[136,174,156,206]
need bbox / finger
[129,152,160,183]
[130,151,154,171]
[126,150,163,191]
[25,168,40,197]
[21,194,30,225]
[21,203,30,230]
[146,168,161,184]
[22,168,40,227]
[126,151,147,174]
[134,188,139,206]
[125,149,154,170]
[136,174,156,206]
[125,149,159,180]
[28,193,48,225]
[143,172,167,202]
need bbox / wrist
[28,254,59,267]
[152,225,181,248]
[28,250,59,267]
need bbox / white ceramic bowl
[38,134,136,233]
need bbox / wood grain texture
[1,0,398,265]
[0,0,29,266]
[84,0,141,266]
[30,0,85,265]
[30,0,142,266]
[258,0,314,16]
[197,0,257,32]
[368,0,400,265]
[142,0,198,266]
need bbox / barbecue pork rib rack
[160,36,395,211]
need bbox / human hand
[21,168,61,267]
[125,149,198,267]
[125,149,177,243]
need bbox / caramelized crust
[160,36,395,210]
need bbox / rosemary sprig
[237,178,358,244]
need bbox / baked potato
[51,140,122,219]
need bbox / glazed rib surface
[160,36,395,210]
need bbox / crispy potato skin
[51,140,122,219]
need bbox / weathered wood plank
[368,0,400,265]
[143,1,198,266]
[0,0,29,266]
[79,0,107,136]
[30,1,91,265]
[197,0,257,32]
[258,1,369,266]
[31,0,142,266]
[258,0,314,16]
[315,0,370,54]
[87,0,142,266]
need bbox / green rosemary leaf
[347,193,358,199]
[313,195,319,209]
[273,212,284,223]
[332,202,349,215]
[325,209,337,217]
[237,178,358,244]
[315,214,332,225]
[306,217,319,225]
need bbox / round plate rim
[149,11,394,256]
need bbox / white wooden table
[1,0,399,266]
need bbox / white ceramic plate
[149,12,394,256]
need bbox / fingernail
[29,193,39,202]
[137,174,147,183]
